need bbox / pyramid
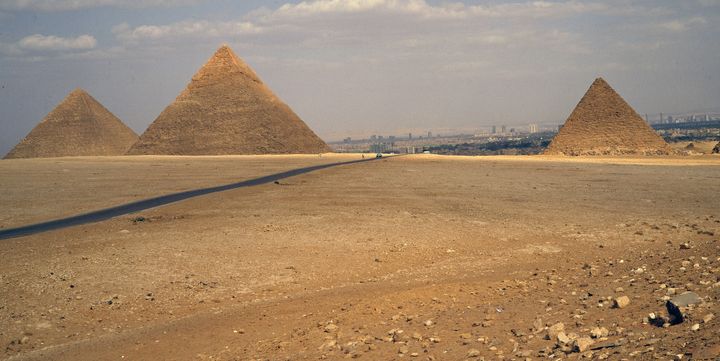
[5,89,139,159]
[544,78,672,156]
[127,45,330,155]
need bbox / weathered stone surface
[544,78,672,156]
[5,89,138,159]
[128,45,330,155]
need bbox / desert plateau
[1,154,719,360]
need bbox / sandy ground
[0,154,364,229]
[1,154,719,360]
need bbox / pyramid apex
[592,77,609,86]
[214,44,235,55]
[69,87,89,96]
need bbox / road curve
[0,156,382,240]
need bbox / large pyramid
[5,89,138,159]
[544,78,672,156]
[127,45,330,155]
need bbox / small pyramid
[544,78,672,156]
[5,89,139,159]
[127,45,330,155]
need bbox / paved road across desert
[0,156,380,240]
[1,154,719,360]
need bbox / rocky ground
[0,154,718,360]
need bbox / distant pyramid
[5,89,138,159]
[127,45,330,155]
[544,78,672,156]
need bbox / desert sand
[1,154,719,360]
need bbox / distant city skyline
[1,0,720,154]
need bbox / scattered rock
[532,317,544,334]
[467,349,480,358]
[590,327,609,339]
[613,296,630,309]
[703,313,714,323]
[557,332,572,345]
[573,337,594,353]
[546,322,565,341]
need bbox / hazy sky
[1,0,719,154]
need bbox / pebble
[703,313,714,323]
[557,332,571,345]
[691,323,700,331]
[532,317,544,333]
[324,324,338,333]
[590,327,609,339]
[467,349,481,357]
[613,296,630,309]
[546,323,565,341]
[573,337,594,352]
[424,320,433,327]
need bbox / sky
[1,0,719,154]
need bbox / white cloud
[264,0,610,20]
[18,34,97,51]
[0,0,205,12]
[113,20,262,42]
[660,16,707,32]
[114,0,613,45]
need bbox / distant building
[528,124,539,133]
[343,137,352,143]
[491,125,497,134]
[427,131,432,138]
[501,125,507,134]
[408,133,413,140]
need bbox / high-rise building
[408,133,413,140]
[528,124,539,133]
[491,125,497,134]
[501,125,507,134]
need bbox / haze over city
[1,0,719,155]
